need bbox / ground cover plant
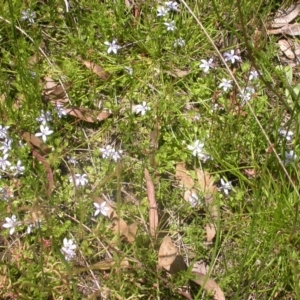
[1,0,300,299]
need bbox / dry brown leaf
[82,60,110,80]
[268,23,300,36]
[165,68,191,78]
[192,260,209,274]
[191,271,225,300]
[158,236,177,268]
[166,254,187,274]
[278,39,295,59]
[195,168,216,194]
[195,169,218,242]
[206,223,216,243]
[271,2,300,28]
[144,168,158,237]
[42,77,70,100]
[176,162,194,189]
[21,132,52,155]
[64,107,111,123]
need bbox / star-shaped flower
[173,37,185,48]
[165,1,179,11]
[20,9,36,23]
[70,174,88,186]
[2,215,20,235]
[61,238,77,261]
[284,150,297,165]
[104,39,121,54]
[187,140,210,161]
[199,58,214,73]
[35,125,53,142]
[94,201,110,217]
[0,154,11,171]
[157,6,168,17]
[0,125,9,139]
[218,78,232,92]
[219,178,232,195]
[223,50,241,64]
[279,129,294,142]
[10,160,25,175]
[164,20,176,31]
[134,101,151,116]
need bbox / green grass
[0,0,299,299]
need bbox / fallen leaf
[21,132,52,155]
[195,169,218,242]
[271,2,300,28]
[71,258,129,274]
[31,148,54,197]
[206,223,216,243]
[167,254,187,274]
[158,236,177,268]
[64,107,111,123]
[165,68,191,78]
[191,271,225,300]
[268,23,300,36]
[175,162,194,189]
[278,39,295,59]
[144,168,158,237]
[192,260,209,274]
[42,77,70,100]
[82,60,110,80]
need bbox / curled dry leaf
[158,236,177,269]
[165,68,191,78]
[42,77,70,101]
[21,132,52,155]
[64,107,111,123]
[175,162,194,189]
[82,60,110,80]
[268,23,300,36]
[278,39,295,60]
[191,271,225,300]
[195,169,218,242]
[144,168,158,237]
[271,2,300,28]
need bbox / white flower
[218,78,232,92]
[173,37,185,48]
[10,160,25,175]
[219,178,232,195]
[67,156,78,165]
[26,220,41,234]
[223,50,241,64]
[104,39,121,54]
[36,111,52,124]
[284,150,297,165]
[157,6,168,17]
[61,238,77,261]
[0,125,9,139]
[55,104,67,118]
[0,154,11,171]
[70,174,88,186]
[35,125,53,142]
[165,1,179,11]
[111,149,123,162]
[164,20,176,31]
[279,129,294,142]
[199,58,214,73]
[249,70,260,81]
[94,202,110,217]
[125,67,133,76]
[0,139,12,154]
[100,145,123,162]
[187,191,199,207]
[2,215,19,235]
[134,101,150,116]
[187,140,206,158]
[20,9,36,23]
[239,86,255,105]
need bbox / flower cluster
[0,125,25,177]
[100,145,123,162]
[61,238,77,261]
